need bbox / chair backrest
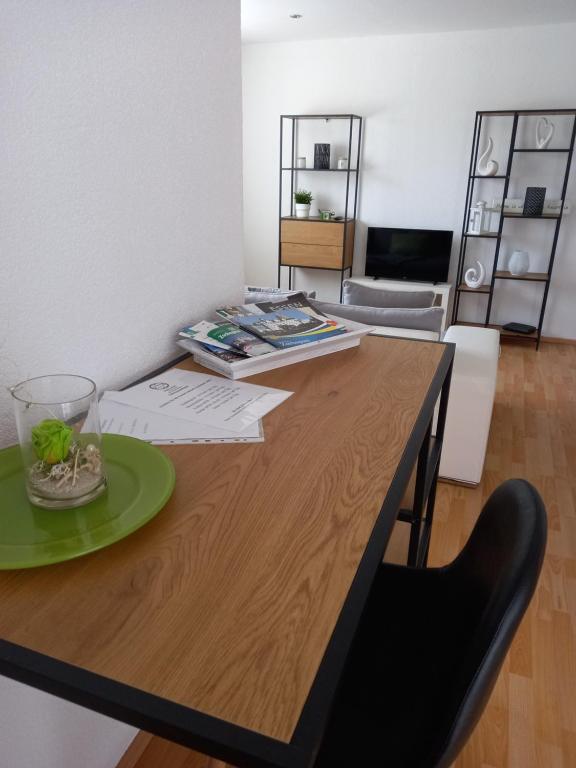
[428,479,547,768]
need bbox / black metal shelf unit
[452,108,576,349]
[278,114,363,301]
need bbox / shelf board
[494,270,549,282]
[457,283,491,294]
[513,148,571,153]
[281,114,362,120]
[455,321,538,340]
[463,231,500,238]
[281,216,353,223]
[502,212,560,219]
[281,167,358,172]
[279,263,350,273]
[470,175,509,179]
[477,109,576,117]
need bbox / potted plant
[294,189,313,219]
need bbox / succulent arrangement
[294,189,313,204]
[28,418,103,499]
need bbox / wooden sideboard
[280,218,355,271]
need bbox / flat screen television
[365,227,453,283]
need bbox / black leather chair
[314,479,547,767]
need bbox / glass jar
[10,375,107,509]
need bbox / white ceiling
[242,0,576,43]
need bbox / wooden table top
[0,336,448,748]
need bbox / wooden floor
[120,341,576,768]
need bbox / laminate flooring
[120,341,576,768]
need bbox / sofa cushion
[312,300,444,334]
[342,280,434,309]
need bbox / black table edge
[290,340,455,765]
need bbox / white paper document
[99,396,263,444]
[104,369,292,433]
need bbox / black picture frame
[523,187,546,216]
[314,143,330,170]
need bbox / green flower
[31,419,73,464]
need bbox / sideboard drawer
[281,220,345,247]
[280,243,344,269]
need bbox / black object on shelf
[314,143,331,170]
[502,322,537,334]
[452,108,576,349]
[523,187,546,216]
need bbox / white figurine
[477,138,499,177]
[536,117,554,150]
[464,260,487,289]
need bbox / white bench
[371,323,499,485]
[439,326,500,486]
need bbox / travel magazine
[216,292,326,321]
[232,309,347,349]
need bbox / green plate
[0,434,175,569]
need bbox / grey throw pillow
[312,300,444,334]
[342,280,434,308]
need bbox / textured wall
[242,23,576,338]
[0,0,244,448]
[0,1,242,766]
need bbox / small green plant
[31,419,73,464]
[294,189,313,205]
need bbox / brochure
[207,321,275,356]
[232,309,347,349]
[179,320,231,350]
[216,292,325,321]
[216,303,265,321]
[180,320,273,357]
[198,341,246,362]
[100,395,264,444]
[256,292,327,318]
[106,368,292,433]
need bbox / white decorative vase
[476,137,499,177]
[508,250,529,276]
[464,260,486,289]
[295,203,310,219]
[536,118,554,150]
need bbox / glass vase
[10,375,107,509]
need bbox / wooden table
[0,336,453,768]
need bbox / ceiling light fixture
[289,14,303,19]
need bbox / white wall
[0,1,243,766]
[242,23,576,338]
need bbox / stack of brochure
[177,293,374,379]
[179,293,347,362]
